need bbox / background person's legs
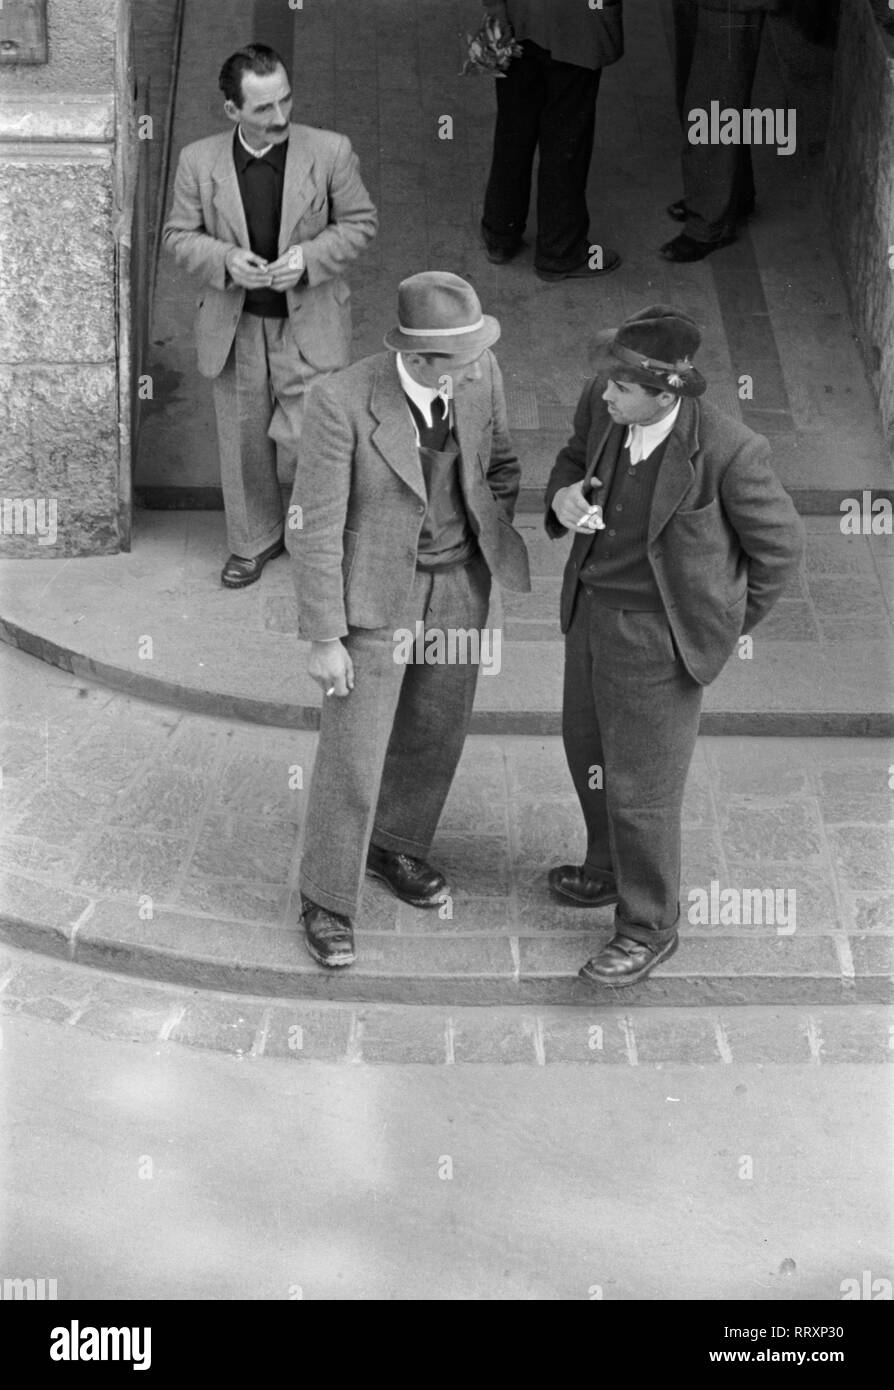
[678,5,765,243]
[533,58,601,273]
[481,40,547,254]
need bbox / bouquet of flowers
[460,15,523,77]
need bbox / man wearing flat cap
[288,272,531,969]
[545,305,804,986]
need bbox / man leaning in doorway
[163,44,377,588]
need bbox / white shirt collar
[625,397,681,463]
[396,353,451,433]
[237,124,275,160]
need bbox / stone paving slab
[1,945,890,1065]
[1,512,891,736]
[0,646,891,1005]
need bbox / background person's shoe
[300,897,355,969]
[667,198,755,224]
[659,231,736,263]
[579,932,679,987]
[535,248,622,281]
[366,843,449,908]
[548,864,619,908]
[481,231,524,264]
[221,538,285,589]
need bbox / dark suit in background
[480,0,624,272]
[672,0,787,246]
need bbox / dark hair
[218,44,286,106]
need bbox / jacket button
[608,528,616,537]
[417,504,425,514]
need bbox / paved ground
[1,512,892,735]
[0,645,891,1004]
[1,991,891,1299]
[135,0,891,507]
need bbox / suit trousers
[673,0,766,243]
[562,589,703,945]
[211,313,323,558]
[299,554,492,917]
[482,41,601,272]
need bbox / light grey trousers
[300,555,492,917]
[211,313,323,557]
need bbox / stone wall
[824,0,894,455]
[0,0,134,557]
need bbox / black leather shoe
[579,932,679,987]
[659,231,736,262]
[366,843,449,908]
[536,248,622,281]
[548,864,618,908]
[481,233,524,264]
[221,537,285,589]
[300,897,355,969]
[667,199,754,224]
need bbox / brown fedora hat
[384,271,501,356]
[591,304,707,397]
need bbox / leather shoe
[221,537,285,589]
[481,231,524,264]
[659,231,736,262]
[548,864,618,908]
[579,931,679,987]
[667,198,754,224]
[366,843,449,908]
[300,897,355,969]
[535,248,622,281]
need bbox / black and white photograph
[0,0,892,1337]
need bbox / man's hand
[308,639,354,699]
[268,247,306,291]
[225,247,273,288]
[552,480,606,532]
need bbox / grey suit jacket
[162,123,377,378]
[545,387,805,685]
[483,0,624,69]
[288,351,532,641]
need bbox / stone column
[0,0,135,557]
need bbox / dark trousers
[482,40,601,273]
[300,555,491,917]
[673,0,766,243]
[562,590,703,945]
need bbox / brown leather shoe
[221,537,285,589]
[579,932,679,987]
[300,897,355,969]
[547,864,618,908]
[366,843,449,908]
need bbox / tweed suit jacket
[288,350,532,642]
[545,386,805,686]
[482,0,624,69]
[162,123,377,379]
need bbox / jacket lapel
[370,358,427,502]
[453,380,492,492]
[647,396,699,542]
[210,133,250,248]
[278,128,316,253]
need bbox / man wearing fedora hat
[287,272,531,968]
[545,305,804,986]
